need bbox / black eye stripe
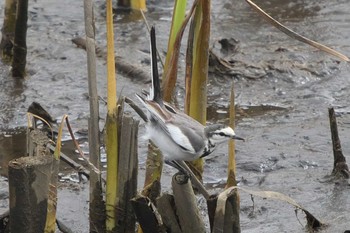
[213,132,226,136]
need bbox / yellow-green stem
[226,83,237,188]
[106,0,118,231]
[130,0,146,10]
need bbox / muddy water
[1,0,350,232]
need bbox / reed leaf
[162,0,198,102]
[185,0,211,179]
[234,186,323,229]
[246,0,349,62]
[54,114,68,160]
[162,0,187,94]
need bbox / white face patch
[210,127,235,144]
[217,127,235,136]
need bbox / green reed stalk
[105,0,118,231]
[226,84,238,188]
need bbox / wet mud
[1,0,350,232]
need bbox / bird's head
[205,124,244,145]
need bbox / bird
[132,26,244,174]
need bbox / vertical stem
[226,83,237,188]
[83,0,104,232]
[130,0,146,10]
[106,0,117,114]
[11,0,28,78]
[105,0,119,231]
[0,0,17,61]
[328,107,350,178]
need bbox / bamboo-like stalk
[185,0,211,180]
[0,0,17,61]
[130,0,146,11]
[226,83,237,188]
[105,0,119,231]
[106,0,117,114]
[82,0,104,232]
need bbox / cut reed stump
[8,155,53,233]
[8,129,58,233]
[131,195,166,233]
[172,173,206,233]
[156,194,182,233]
[116,114,139,232]
[328,107,350,178]
[141,142,163,202]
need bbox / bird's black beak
[232,135,245,141]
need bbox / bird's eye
[219,132,225,136]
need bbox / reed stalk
[130,0,146,11]
[83,0,104,231]
[105,0,119,231]
[226,83,238,188]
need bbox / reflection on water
[0,127,27,177]
[0,65,25,127]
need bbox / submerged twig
[328,107,350,178]
[246,0,350,62]
[47,144,90,180]
[72,37,150,83]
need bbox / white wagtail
[131,27,244,173]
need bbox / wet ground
[1,0,350,232]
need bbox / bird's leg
[165,160,210,200]
[175,160,210,200]
[165,160,192,178]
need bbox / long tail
[149,26,163,105]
